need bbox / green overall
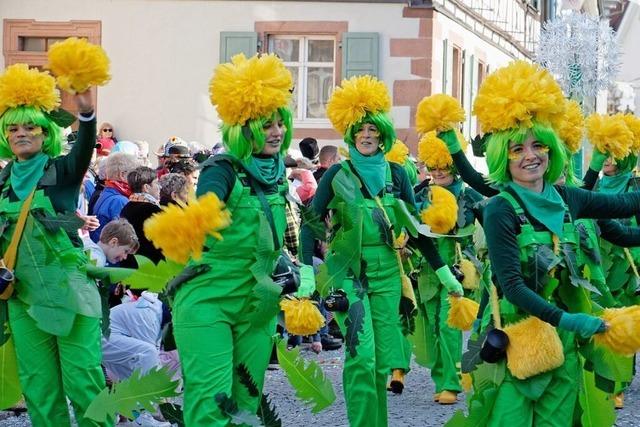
[328,162,407,427]
[0,187,106,427]
[478,192,600,427]
[173,165,287,427]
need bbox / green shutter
[219,32,258,63]
[442,39,449,93]
[342,32,379,79]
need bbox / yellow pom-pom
[551,99,584,154]
[473,61,565,134]
[586,113,634,160]
[420,185,458,234]
[447,296,479,331]
[0,64,60,116]
[503,316,564,379]
[326,75,391,135]
[415,94,465,134]
[594,306,640,356]
[280,297,326,336]
[144,193,232,264]
[385,139,410,165]
[459,259,480,290]
[210,53,293,126]
[418,131,452,170]
[622,114,640,154]
[46,37,111,94]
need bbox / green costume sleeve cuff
[435,265,463,295]
[559,312,606,338]
[589,149,607,172]
[438,129,462,155]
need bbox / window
[18,36,66,52]
[268,35,336,122]
[451,45,463,103]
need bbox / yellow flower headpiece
[420,185,458,234]
[385,139,409,165]
[415,94,465,134]
[417,129,467,170]
[622,114,640,154]
[473,61,565,133]
[586,113,634,160]
[209,53,293,126]
[0,64,60,116]
[326,75,391,135]
[551,99,584,154]
[46,37,111,94]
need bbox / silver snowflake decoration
[537,12,621,100]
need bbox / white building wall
[616,1,640,114]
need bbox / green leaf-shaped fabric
[579,370,616,427]
[344,299,365,359]
[122,256,184,292]
[0,337,22,409]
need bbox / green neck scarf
[599,172,632,194]
[10,152,49,200]
[348,145,387,197]
[507,181,566,237]
[241,154,285,186]
[445,178,464,199]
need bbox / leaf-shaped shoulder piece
[122,256,185,292]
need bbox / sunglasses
[102,128,113,132]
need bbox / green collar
[9,152,49,200]
[348,146,387,197]
[240,154,285,186]
[598,172,632,194]
[445,178,464,198]
[507,181,566,237]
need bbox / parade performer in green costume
[171,53,315,426]
[0,57,110,426]
[412,95,484,405]
[300,75,463,427]
[448,61,640,427]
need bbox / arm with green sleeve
[566,186,640,219]
[484,196,604,337]
[582,149,608,191]
[56,111,96,185]
[195,160,236,201]
[598,219,640,247]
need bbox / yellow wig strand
[210,53,293,126]
[415,94,465,134]
[504,316,564,380]
[144,193,232,264]
[447,296,479,331]
[0,64,60,116]
[594,306,640,356]
[280,297,326,336]
[586,113,634,160]
[326,75,391,135]
[420,185,458,234]
[551,99,584,154]
[622,114,640,153]
[385,139,410,165]
[46,37,111,94]
[473,61,565,134]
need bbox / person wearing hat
[171,53,315,426]
[445,61,640,426]
[0,57,111,425]
[155,136,191,178]
[300,75,464,427]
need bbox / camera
[450,264,465,283]
[323,289,349,312]
[0,267,15,294]
[272,265,300,295]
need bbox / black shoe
[320,334,342,351]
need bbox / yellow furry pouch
[503,316,564,380]
[459,259,480,290]
[594,306,640,356]
[447,296,479,331]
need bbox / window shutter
[341,32,379,79]
[219,32,258,63]
[463,52,475,137]
[442,39,449,93]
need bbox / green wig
[0,106,62,159]
[614,153,638,175]
[344,111,396,154]
[221,106,293,160]
[485,121,566,185]
[561,145,582,188]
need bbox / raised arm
[57,91,96,185]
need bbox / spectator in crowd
[169,158,200,189]
[159,172,189,206]
[120,166,164,264]
[90,152,138,241]
[299,137,319,165]
[133,140,151,166]
[83,218,140,267]
[315,145,340,182]
[155,137,191,178]
[289,168,317,204]
[96,122,117,157]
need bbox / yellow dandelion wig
[280,297,326,336]
[594,306,640,356]
[415,94,465,134]
[0,63,60,117]
[551,99,584,154]
[447,296,479,331]
[417,130,468,170]
[586,113,634,160]
[144,193,232,264]
[622,114,640,153]
[504,316,564,380]
[473,61,565,134]
[385,139,409,165]
[46,37,111,94]
[420,185,458,234]
[210,53,293,127]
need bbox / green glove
[437,129,462,154]
[295,264,316,298]
[435,265,464,295]
[589,149,608,172]
[559,312,606,339]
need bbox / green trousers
[335,246,406,427]
[488,330,579,427]
[173,259,277,427]
[423,285,462,393]
[8,299,109,427]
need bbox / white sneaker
[132,411,172,427]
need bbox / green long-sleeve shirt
[484,185,640,325]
